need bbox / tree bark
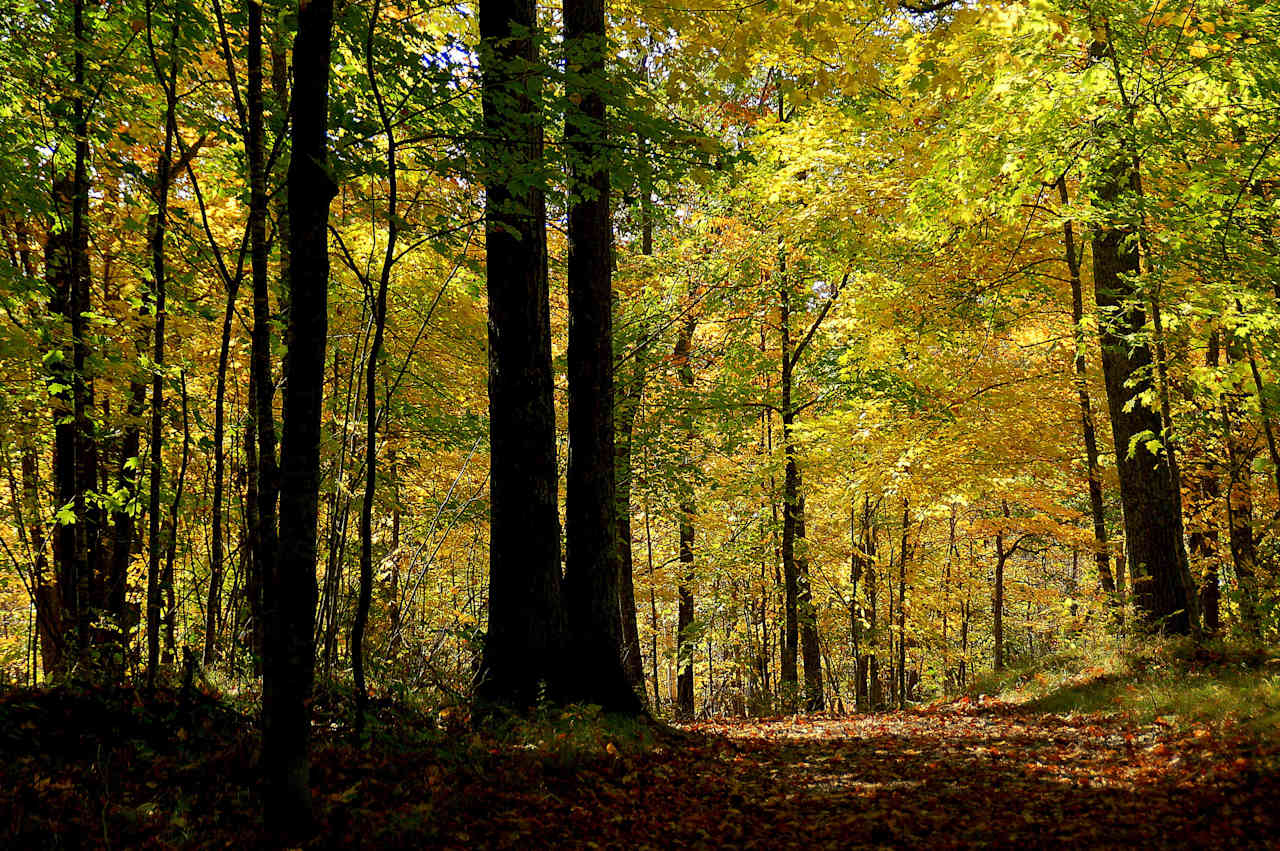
[561,0,642,714]
[474,0,567,710]
[262,0,335,832]
[1089,141,1194,634]
[1057,177,1115,596]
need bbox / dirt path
[329,702,1278,849]
[4,692,1277,848]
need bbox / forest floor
[2,663,1279,848]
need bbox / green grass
[972,639,1280,731]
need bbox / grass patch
[975,639,1280,731]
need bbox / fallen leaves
[1,688,1277,848]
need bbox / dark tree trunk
[796,489,823,711]
[474,0,567,710]
[1089,140,1194,635]
[993,536,1006,672]
[247,0,279,673]
[778,276,800,710]
[614,179,654,701]
[1221,341,1261,638]
[352,0,398,739]
[615,374,646,696]
[205,272,241,665]
[262,0,335,833]
[46,0,101,676]
[673,311,697,720]
[1058,177,1115,596]
[897,500,909,708]
[1190,331,1222,635]
[561,0,642,714]
[143,6,180,686]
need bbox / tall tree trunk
[1089,139,1194,633]
[1188,330,1222,635]
[561,0,642,714]
[673,311,697,720]
[778,271,800,710]
[1221,340,1261,638]
[45,0,100,676]
[796,488,823,711]
[204,271,241,665]
[615,370,646,696]
[614,172,654,701]
[248,0,280,644]
[1085,34,1192,629]
[262,0,335,832]
[1058,177,1115,596]
[144,3,179,687]
[352,0,398,739]
[474,0,567,710]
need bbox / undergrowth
[969,637,1280,731]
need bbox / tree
[474,0,567,710]
[261,0,337,832]
[561,0,645,714]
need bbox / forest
[1,0,1279,845]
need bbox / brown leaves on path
[3,689,1277,848]
[325,700,1278,849]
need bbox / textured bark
[1090,144,1194,634]
[561,0,642,714]
[474,0,567,710]
[262,0,335,832]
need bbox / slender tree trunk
[1221,340,1261,638]
[673,310,697,719]
[897,500,909,708]
[1058,177,1115,596]
[474,0,567,710]
[614,177,654,701]
[46,0,99,676]
[778,272,800,710]
[993,538,1006,672]
[262,0,335,832]
[1190,331,1222,635]
[143,4,179,687]
[615,375,646,696]
[352,0,398,738]
[247,0,280,670]
[796,489,823,711]
[204,273,241,665]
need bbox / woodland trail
[4,691,1278,848]
[325,701,1280,849]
